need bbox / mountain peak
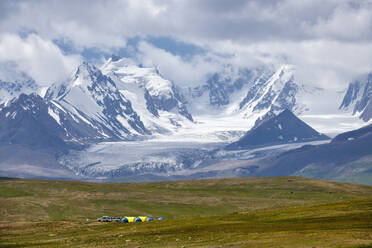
[10,93,43,108]
[66,61,117,91]
[75,62,99,77]
[103,56,137,70]
[110,54,122,62]
[276,108,295,119]
[227,109,329,149]
[278,64,295,72]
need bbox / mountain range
[0,56,371,184]
[0,56,322,143]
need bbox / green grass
[0,176,372,247]
[0,187,32,198]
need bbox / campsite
[1,176,372,247]
[97,216,157,222]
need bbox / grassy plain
[0,176,371,247]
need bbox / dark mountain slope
[332,123,372,142]
[0,94,74,151]
[0,93,110,151]
[227,109,329,149]
[256,123,372,179]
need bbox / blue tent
[134,217,142,222]
[158,217,164,220]
[121,217,128,223]
[146,217,153,221]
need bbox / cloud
[211,39,372,89]
[0,0,160,50]
[308,1,372,41]
[0,33,82,85]
[2,0,370,47]
[0,0,371,89]
[137,41,221,87]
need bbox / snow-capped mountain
[182,64,314,136]
[187,64,307,115]
[185,65,273,114]
[239,65,308,118]
[100,56,193,134]
[0,57,197,144]
[45,62,150,140]
[340,72,372,122]
[0,57,328,144]
[0,62,40,103]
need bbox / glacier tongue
[58,140,223,178]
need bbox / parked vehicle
[97,216,112,222]
[98,215,156,223]
[112,217,121,222]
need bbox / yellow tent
[125,217,136,223]
[138,216,148,222]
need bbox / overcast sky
[0,0,372,89]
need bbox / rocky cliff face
[46,62,150,140]
[0,93,97,150]
[340,73,372,121]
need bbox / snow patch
[10,112,16,119]
[48,107,61,125]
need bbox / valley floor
[0,177,372,247]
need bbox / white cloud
[0,33,81,85]
[2,0,368,49]
[137,41,221,87]
[135,35,372,91]
[210,39,372,90]
[0,0,371,89]
[0,0,163,50]
[309,2,372,41]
